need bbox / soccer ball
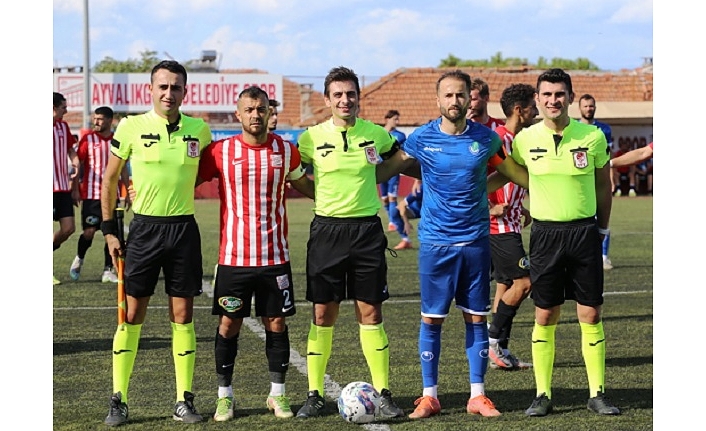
[337,381,381,424]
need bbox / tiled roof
[310,66,654,127]
[63,66,652,130]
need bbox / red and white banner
[54,73,284,113]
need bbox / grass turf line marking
[54,289,654,312]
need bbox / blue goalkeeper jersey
[402,118,504,244]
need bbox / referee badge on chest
[186,139,200,158]
[572,150,588,168]
[365,146,382,164]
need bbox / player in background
[512,69,619,417]
[268,99,280,132]
[294,66,405,420]
[379,109,411,249]
[198,87,314,422]
[53,91,80,285]
[486,84,537,371]
[101,60,212,426]
[578,94,619,270]
[467,77,505,131]
[69,106,131,283]
[397,182,423,237]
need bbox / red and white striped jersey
[198,133,306,267]
[488,125,527,234]
[482,116,505,131]
[53,120,77,192]
[76,131,113,200]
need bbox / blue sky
[52,0,653,90]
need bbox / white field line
[54,288,651,430]
[54,289,654,313]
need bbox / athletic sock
[580,321,607,397]
[266,326,290,385]
[419,321,441,389]
[103,243,113,268]
[215,330,238,388]
[495,300,519,349]
[172,322,196,402]
[466,322,488,387]
[359,323,390,391]
[306,323,333,394]
[77,234,92,259]
[112,323,142,404]
[531,322,556,399]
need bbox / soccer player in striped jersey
[197,86,314,422]
[53,92,79,285]
[486,84,537,371]
[69,106,131,283]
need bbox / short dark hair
[470,77,490,97]
[94,106,114,118]
[54,92,66,108]
[150,60,188,85]
[324,66,360,97]
[436,70,472,94]
[579,93,595,103]
[384,109,400,119]
[238,86,269,101]
[269,99,280,108]
[537,68,573,95]
[499,84,536,117]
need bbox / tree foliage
[439,51,600,70]
[92,50,161,73]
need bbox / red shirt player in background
[69,106,131,283]
[197,86,315,422]
[53,91,80,285]
[486,83,538,371]
[467,77,505,130]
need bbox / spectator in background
[69,106,131,283]
[268,99,280,132]
[578,93,620,270]
[379,109,411,250]
[53,91,80,285]
[467,77,505,131]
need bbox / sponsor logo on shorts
[218,296,243,312]
[276,274,289,290]
[518,255,530,270]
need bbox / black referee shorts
[529,217,604,309]
[306,215,389,305]
[124,214,203,298]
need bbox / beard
[441,105,466,123]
